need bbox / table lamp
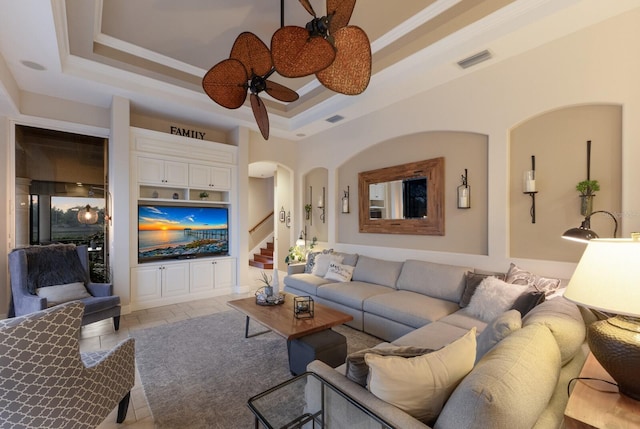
[563,238,640,400]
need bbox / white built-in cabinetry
[129,127,238,311]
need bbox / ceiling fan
[271,0,371,95]
[202,32,299,140]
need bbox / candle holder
[342,186,350,214]
[318,187,326,223]
[523,155,537,223]
[294,296,314,319]
[457,169,470,209]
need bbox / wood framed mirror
[358,157,444,235]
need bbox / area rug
[131,310,381,429]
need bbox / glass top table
[248,372,395,429]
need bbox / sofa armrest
[86,282,114,297]
[287,263,306,275]
[307,360,431,429]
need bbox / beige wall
[275,166,292,267]
[248,176,274,251]
[337,131,488,255]
[510,105,622,262]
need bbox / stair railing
[249,211,274,234]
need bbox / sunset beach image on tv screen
[138,205,229,262]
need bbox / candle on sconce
[524,170,536,192]
[317,198,324,208]
[458,186,469,208]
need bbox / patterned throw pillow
[304,249,333,273]
[505,263,561,296]
[324,262,355,282]
[311,254,344,277]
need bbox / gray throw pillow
[510,290,545,316]
[346,346,434,387]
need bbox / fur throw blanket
[21,244,88,294]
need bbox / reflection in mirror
[359,157,444,235]
[368,178,427,219]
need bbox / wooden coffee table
[227,294,353,340]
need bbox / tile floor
[89,266,277,428]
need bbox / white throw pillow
[324,262,355,282]
[365,328,476,424]
[466,277,527,323]
[311,253,343,277]
[36,282,91,306]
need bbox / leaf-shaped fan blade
[230,32,272,77]
[271,26,336,78]
[202,58,248,109]
[299,0,317,17]
[265,80,299,103]
[250,93,270,140]
[327,0,356,35]
[316,26,371,95]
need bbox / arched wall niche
[509,104,622,263]
[336,131,488,255]
[303,168,329,243]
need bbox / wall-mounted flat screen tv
[138,204,229,263]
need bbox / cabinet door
[189,164,211,188]
[162,263,190,297]
[131,265,163,302]
[138,157,166,185]
[189,260,215,293]
[214,258,236,289]
[164,161,188,187]
[210,166,231,190]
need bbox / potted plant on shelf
[199,191,209,201]
[576,179,600,216]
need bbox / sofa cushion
[396,260,470,303]
[80,295,120,315]
[435,324,561,429]
[475,309,521,363]
[346,345,435,387]
[333,251,359,267]
[438,311,488,333]
[284,273,335,295]
[324,262,355,282]
[352,256,404,288]
[392,320,470,351]
[522,297,586,365]
[316,281,396,310]
[364,291,460,329]
[366,328,476,425]
[466,277,527,322]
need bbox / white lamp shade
[564,238,640,317]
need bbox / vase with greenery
[304,204,312,220]
[258,271,273,296]
[576,179,599,216]
[199,191,209,200]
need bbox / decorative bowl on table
[255,288,285,306]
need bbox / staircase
[249,241,274,269]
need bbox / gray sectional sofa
[284,253,591,429]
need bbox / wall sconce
[523,155,537,223]
[318,187,326,223]
[457,169,470,209]
[342,186,350,214]
[77,204,99,224]
[296,228,306,248]
[286,211,291,228]
[279,206,286,222]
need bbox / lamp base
[588,316,640,401]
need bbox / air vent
[326,115,345,123]
[457,49,492,69]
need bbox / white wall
[296,8,640,280]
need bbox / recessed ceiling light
[326,115,345,123]
[20,60,46,71]
[296,133,306,137]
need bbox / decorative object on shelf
[172,192,179,200]
[342,186,350,214]
[577,140,600,216]
[255,271,285,305]
[279,206,286,222]
[318,187,326,223]
[522,155,538,223]
[152,190,159,198]
[286,211,291,228]
[199,191,209,200]
[563,238,640,400]
[457,169,470,209]
[294,296,314,319]
[562,210,618,242]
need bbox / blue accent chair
[8,244,121,330]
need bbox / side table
[564,353,640,428]
[248,371,395,429]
